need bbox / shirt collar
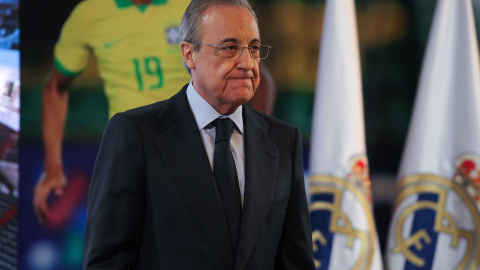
[114,0,166,9]
[186,81,244,134]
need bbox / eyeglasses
[189,42,272,60]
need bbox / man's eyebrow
[219,38,261,44]
[220,38,239,44]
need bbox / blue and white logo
[386,172,480,269]
[166,27,180,44]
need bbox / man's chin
[221,93,253,111]
[233,90,254,102]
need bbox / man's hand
[33,172,67,224]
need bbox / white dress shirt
[186,81,245,206]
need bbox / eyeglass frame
[187,41,272,60]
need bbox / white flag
[386,0,480,269]
[309,0,383,269]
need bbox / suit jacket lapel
[235,107,279,270]
[155,87,234,269]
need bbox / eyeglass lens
[220,44,270,59]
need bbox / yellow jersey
[54,0,191,117]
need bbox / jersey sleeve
[54,2,91,77]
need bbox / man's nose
[236,47,254,71]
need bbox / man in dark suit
[83,0,314,269]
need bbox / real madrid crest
[310,155,377,270]
[388,153,480,269]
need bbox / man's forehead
[199,5,260,41]
[201,5,256,21]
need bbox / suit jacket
[83,85,314,270]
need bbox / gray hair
[179,0,258,74]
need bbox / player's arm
[250,61,276,115]
[34,0,90,224]
[34,68,74,224]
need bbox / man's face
[185,6,260,114]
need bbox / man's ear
[181,42,195,70]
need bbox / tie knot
[214,118,234,143]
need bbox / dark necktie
[213,118,242,253]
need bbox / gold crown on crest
[454,153,480,210]
[347,155,372,202]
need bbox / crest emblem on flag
[347,156,372,202]
[389,153,480,269]
[454,153,480,205]
[310,155,377,269]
